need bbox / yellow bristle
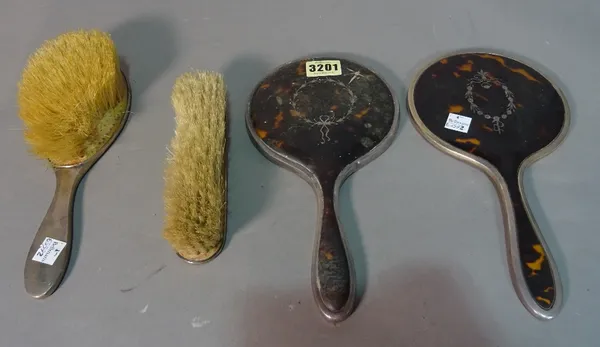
[17,30,127,166]
[163,71,228,261]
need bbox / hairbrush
[18,30,131,298]
[407,51,569,319]
[246,56,398,322]
[163,71,228,263]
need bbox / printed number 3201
[306,60,342,77]
[308,63,338,72]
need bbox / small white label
[31,237,67,265]
[306,60,342,77]
[444,113,472,133]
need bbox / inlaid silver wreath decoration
[290,78,357,144]
[465,70,516,134]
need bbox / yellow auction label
[305,60,342,77]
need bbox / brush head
[163,71,228,263]
[18,30,128,167]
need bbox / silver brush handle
[24,167,81,298]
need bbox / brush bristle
[163,71,227,261]
[18,30,127,166]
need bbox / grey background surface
[1,0,599,346]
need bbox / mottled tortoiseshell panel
[414,53,565,158]
[249,57,395,186]
[249,58,396,312]
[412,53,566,310]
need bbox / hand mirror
[408,51,569,320]
[246,56,398,323]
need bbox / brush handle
[499,160,562,320]
[24,167,82,298]
[312,183,355,323]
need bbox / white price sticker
[444,113,472,133]
[305,60,342,77]
[31,237,67,266]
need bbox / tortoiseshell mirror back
[408,52,569,320]
[246,56,398,323]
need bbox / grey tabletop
[2,0,599,346]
